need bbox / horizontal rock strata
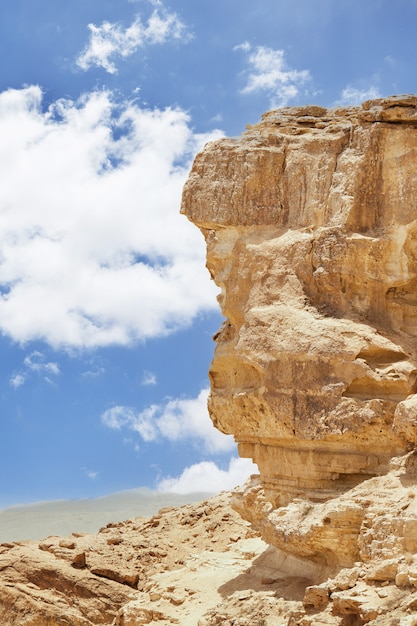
[182,95,417,572]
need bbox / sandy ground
[0,488,214,542]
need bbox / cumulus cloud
[157,457,258,494]
[10,350,60,388]
[77,4,189,74]
[335,85,381,106]
[0,86,221,349]
[235,43,311,107]
[101,387,235,454]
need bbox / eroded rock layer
[181,96,417,571]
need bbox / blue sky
[1,0,417,507]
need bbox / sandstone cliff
[181,95,417,620]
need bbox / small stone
[169,594,186,606]
[333,568,359,590]
[303,585,330,609]
[366,559,398,582]
[396,571,411,587]
[106,536,122,545]
[237,592,250,600]
[71,552,86,569]
[149,591,162,601]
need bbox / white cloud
[81,366,105,378]
[83,468,99,481]
[335,85,381,106]
[10,350,60,388]
[234,41,251,53]
[236,43,311,107]
[142,370,157,385]
[101,387,235,454]
[23,351,60,376]
[10,373,25,389]
[77,5,189,74]
[0,86,221,349]
[157,457,258,494]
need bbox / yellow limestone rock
[182,96,417,572]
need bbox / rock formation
[182,95,417,604]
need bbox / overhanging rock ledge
[181,96,417,575]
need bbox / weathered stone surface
[0,493,257,625]
[182,96,417,571]
[1,485,417,624]
[0,539,135,625]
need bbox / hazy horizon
[0,486,217,543]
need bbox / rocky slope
[0,492,265,626]
[0,492,316,626]
[2,487,417,625]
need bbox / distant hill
[0,488,215,542]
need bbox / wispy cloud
[83,468,99,481]
[10,373,25,389]
[77,3,189,74]
[0,86,221,349]
[10,351,60,388]
[334,85,381,106]
[101,387,235,454]
[24,351,60,376]
[235,42,311,107]
[142,370,157,386]
[157,457,257,494]
[81,366,105,378]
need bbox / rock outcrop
[182,96,417,578]
[3,489,417,625]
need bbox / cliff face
[182,96,417,573]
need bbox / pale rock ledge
[181,96,417,575]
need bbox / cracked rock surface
[182,96,417,573]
